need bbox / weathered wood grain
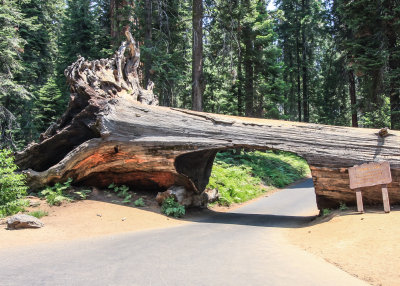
[15,30,400,210]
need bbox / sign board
[348,161,392,189]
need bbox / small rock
[91,187,100,196]
[7,214,44,229]
[29,200,41,207]
[204,188,220,203]
[156,186,208,207]
[26,196,39,199]
[121,217,126,221]
[96,214,102,217]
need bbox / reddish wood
[14,30,400,209]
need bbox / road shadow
[183,208,317,228]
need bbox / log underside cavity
[15,31,400,210]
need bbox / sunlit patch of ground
[0,192,186,250]
[285,207,400,286]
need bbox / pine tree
[33,76,63,133]
[59,0,112,72]
[136,0,192,108]
[0,0,33,148]
[382,0,400,130]
[18,0,64,87]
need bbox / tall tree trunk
[348,69,358,127]
[192,0,204,111]
[237,42,243,116]
[244,30,254,117]
[144,0,153,89]
[110,0,134,47]
[301,0,309,122]
[243,0,254,117]
[237,10,243,116]
[296,27,302,121]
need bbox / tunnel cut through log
[15,29,400,210]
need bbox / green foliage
[339,202,348,211]
[0,149,28,217]
[73,189,91,200]
[322,208,331,216]
[0,0,33,149]
[33,76,64,133]
[28,210,48,219]
[108,183,132,204]
[59,0,112,73]
[207,162,264,206]
[134,0,192,107]
[161,197,185,218]
[134,198,145,207]
[40,178,73,206]
[207,150,310,206]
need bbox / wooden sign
[349,161,392,189]
[348,162,392,213]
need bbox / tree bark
[144,0,153,89]
[15,31,400,211]
[301,0,309,122]
[237,12,243,116]
[296,2,302,122]
[348,69,358,127]
[192,0,204,111]
[242,0,254,117]
[110,0,134,47]
[243,30,254,116]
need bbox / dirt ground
[2,187,399,286]
[285,206,400,286]
[0,183,282,250]
[0,191,187,250]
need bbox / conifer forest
[1,0,399,150]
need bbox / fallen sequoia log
[15,30,400,210]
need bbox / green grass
[207,150,310,206]
[28,210,49,219]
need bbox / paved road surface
[0,179,369,286]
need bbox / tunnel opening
[175,147,315,208]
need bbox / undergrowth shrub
[0,149,28,217]
[134,198,145,207]
[28,210,48,219]
[40,178,73,206]
[108,183,132,203]
[207,150,310,206]
[161,197,185,218]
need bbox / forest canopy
[0,0,399,150]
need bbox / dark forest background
[1,0,399,150]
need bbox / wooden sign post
[348,161,392,213]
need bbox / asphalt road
[0,179,369,286]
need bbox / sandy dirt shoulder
[285,207,400,286]
[0,181,286,250]
[0,198,187,250]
